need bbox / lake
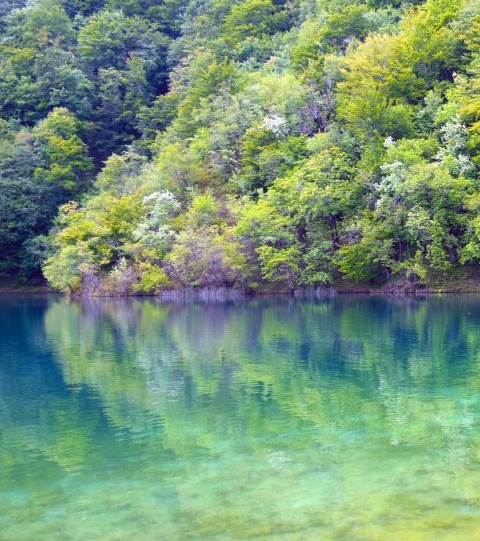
[1,295,480,540]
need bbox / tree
[164,226,245,287]
[32,107,93,195]
[0,113,91,277]
[0,130,50,276]
[222,0,291,44]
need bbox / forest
[1,0,480,294]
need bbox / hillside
[2,0,480,294]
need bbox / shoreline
[2,283,480,298]
[3,267,480,298]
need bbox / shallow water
[1,295,480,540]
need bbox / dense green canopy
[1,0,480,291]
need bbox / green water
[2,296,480,540]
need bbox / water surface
[1,295,480,540]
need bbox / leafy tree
[0,112,91,277]
[164,226,246,287]
[0,130,50,276]
[222,0,292,44]
[43,193,143,293]
[32,107,93,195]
[5,0,75,49]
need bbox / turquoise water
[2,295,480,540]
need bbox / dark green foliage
[0,120,90,277]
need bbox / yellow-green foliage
[30,0,480,292]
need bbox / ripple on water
[2,296,480,539]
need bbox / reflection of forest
[2,296,480,539]
[2,297,480,453]
[43,297,480,455]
